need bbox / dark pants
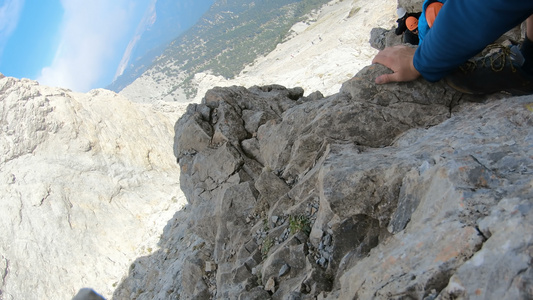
[404,31,419,46]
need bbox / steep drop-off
[0,75,187,299]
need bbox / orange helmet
[406,16,418,31]
[426,2,443,28]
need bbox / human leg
[444,15,533,96]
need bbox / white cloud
[37,0,142,92]
[0,0,25,57]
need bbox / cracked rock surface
[0,76,186,300]
[113,63,533,299]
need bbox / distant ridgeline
[108,0,332,97]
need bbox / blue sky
[0,0,157,92]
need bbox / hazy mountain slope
[193,0,397,100]
[119,0,333,103]
[108,0,215,92]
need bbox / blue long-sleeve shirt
[414,0,533,82]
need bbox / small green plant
[261,237,274,259]
[263,218,270,232]
[289,215,311,236]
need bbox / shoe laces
[460,44,521,73]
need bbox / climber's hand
[372,45,421,84]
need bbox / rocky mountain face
[112,58,533,299]
[112,1,533,298]
[0,74,188,299]
[2,0,396,299]
[2,0,533,299]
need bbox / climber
[405,16,420,45]
[394,8,421,45]
[372,0,533,95]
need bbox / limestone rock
[0,76,185,300]
[369,27,402,50]
[265,277,276,293]
[398,0,424,13]
[113,46,533,300]
[328,97,533,299]
[5,0,532,298]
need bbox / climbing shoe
[445,44,533,96]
